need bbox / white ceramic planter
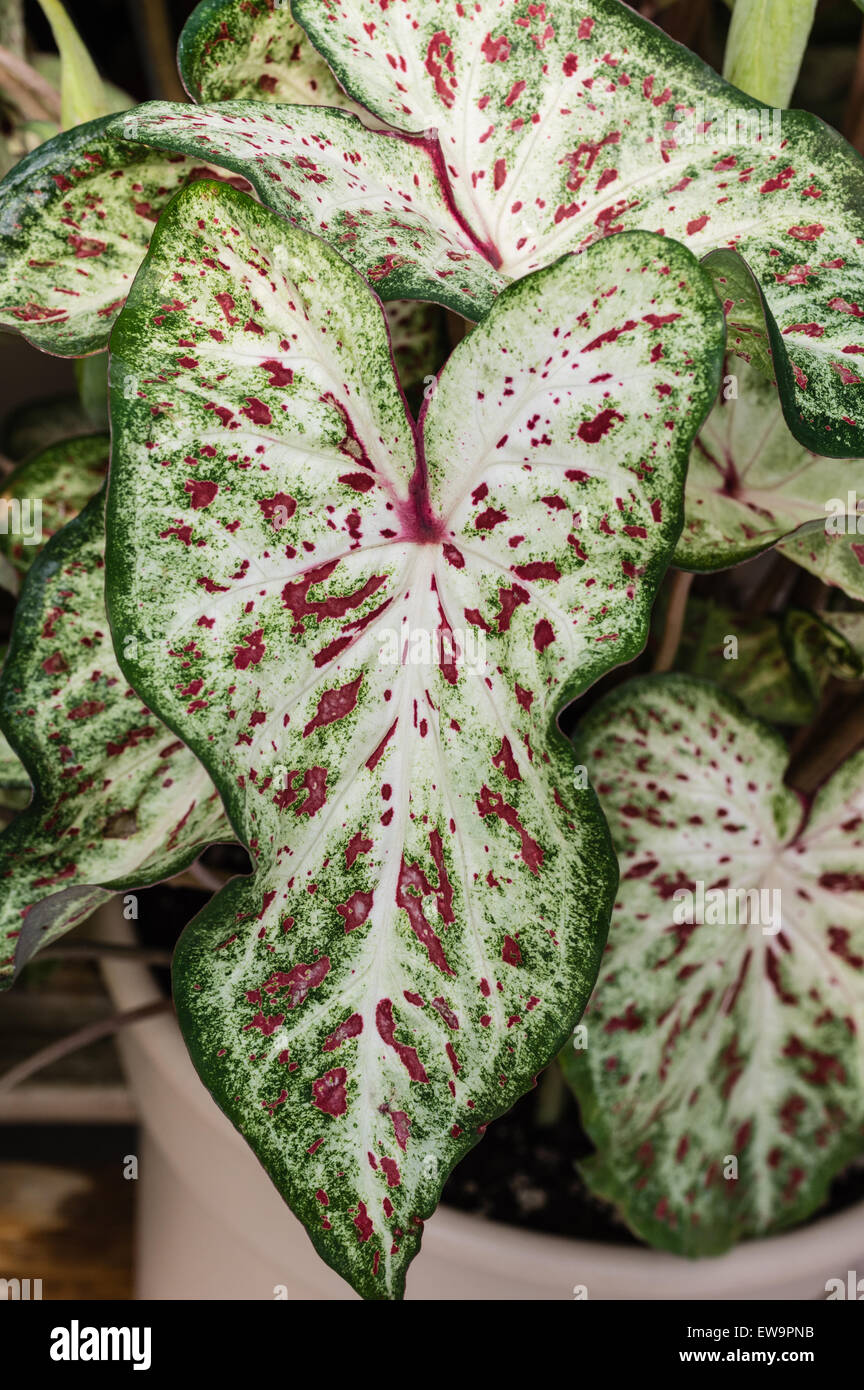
[96,909,864,1301]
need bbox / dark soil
[133,854,864,1248]
[439,1085,640,1244]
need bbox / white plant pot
[96,908,864,1301]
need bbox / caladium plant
[6,0,864,460]
[677,356,864,599]
[675,598,864,728]
[288,0,864,457]
[0,431,108,583]
[0,118,254,355]
[102,174,724,1298]
[2,0,864,1309]
[177,0,363,112]
[563,674,864,1253]
[0,490,233,988]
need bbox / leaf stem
[0,41,61,121]
[535,1059,568,1128]
[0,1000,171,1095]
[40,940,172,965]
[787,700,864,794]
[652,569,693,672]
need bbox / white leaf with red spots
[564,674,864,1252]
[0,114,252,355]
[295,0,864,455]
[115,101,505,319]
[179,0,360,109]
[0,433,109,581]
[676,356,864,574]
[105,179,724,1297]
[0,492,233,988]
[776,528,864,604]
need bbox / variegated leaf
[0,432,108,580]
[676,356,864,572]
[115,101,505,318]
[295,0,864,455]
[0,649,29,797]
[777,527,864,603]
[677,598,864,727]
[677,598,816,726]
[563,674,864,1253]
[104,179,724,1298]
[0,491,233,988]
[782,606,864,697]
[179,0,359,110]
[0,114,251,355]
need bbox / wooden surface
[0,1159,134,1299]
[0,958,136,1298]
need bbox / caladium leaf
[0,432,108,581]
[0,491,233,988]
[677,598,864,726]
[294,0,864,456]
[0,113,251,355]
[676,356,864,572]
[179,0,359,110]
[777,528,864,603]
[104,178,724,1299]
[677,598,816,725]
[0,649,29,798]
[115,101,505,318]
[563,673,864,1253]
[782,606,864,698]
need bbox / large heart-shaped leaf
[11,0,864,456]
[676,356,864,572]
[0,432,108,582]
[293,0,864,455]
[0,114,251,355]
[104,177,724,1298]
[563,673,864,1253]
[0,491,233,988]
[179,0,359,110]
